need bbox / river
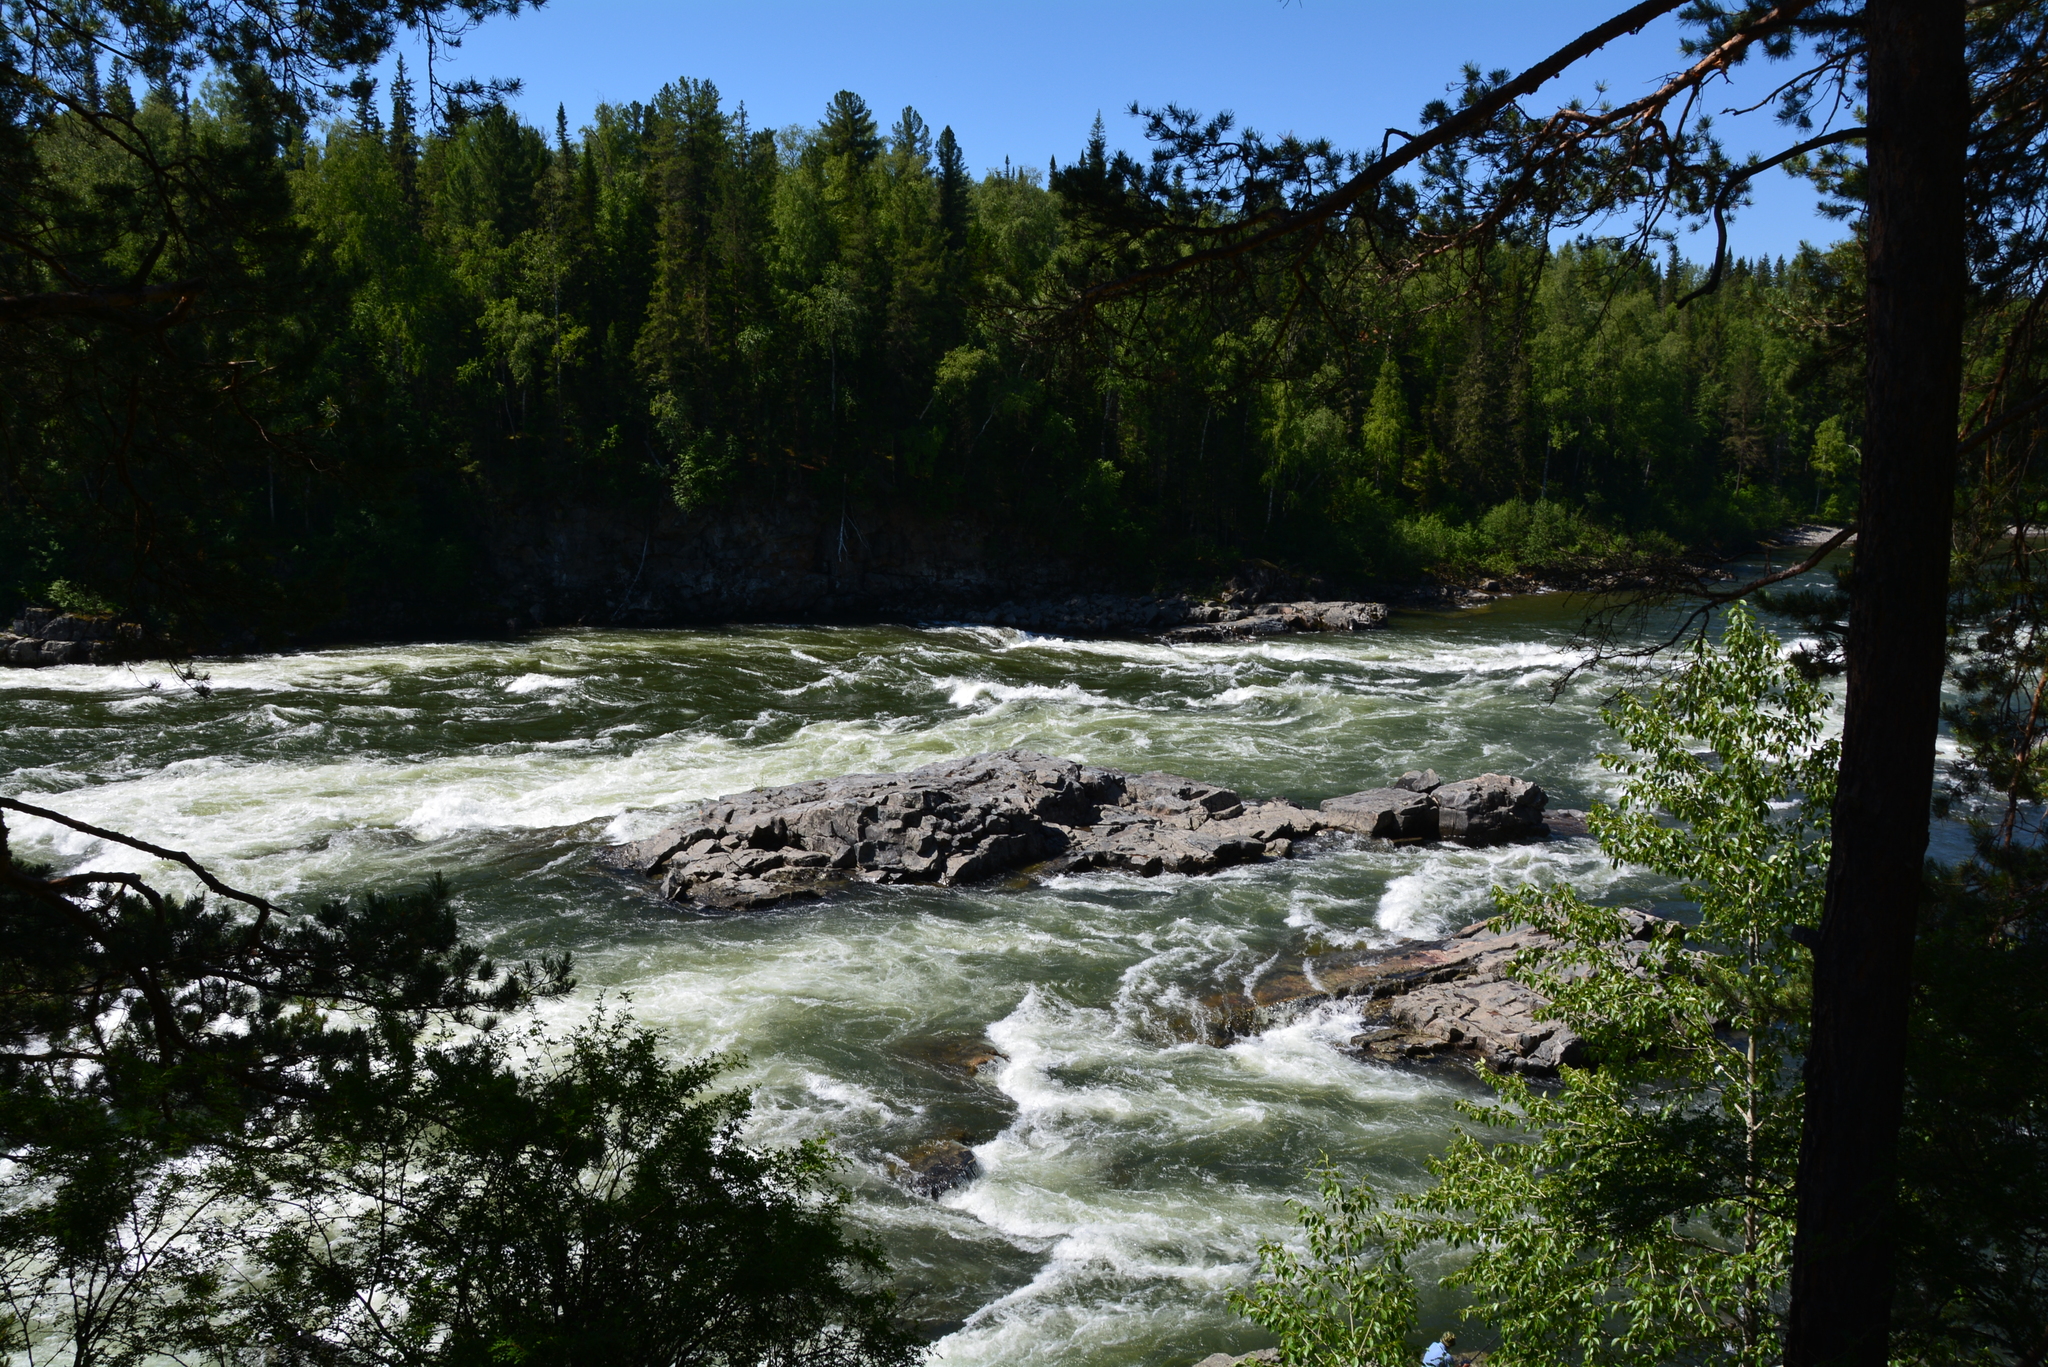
[2,587,1870,1365]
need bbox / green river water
[3,585,1887,1366]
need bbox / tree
[1786,7,1968,1361]
[1062,6,2030,1358]
[0,798,919,1366]
[1,0,544,624]
[0,796,571,1363]
[1235,605,1835,1366]
[239,1009,923,1367]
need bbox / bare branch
[0,798,276,935]
[1698,525,1858,603]
[1078,0,1817,306]
[1678,128,1866,307]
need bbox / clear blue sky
[378,0,1851,263]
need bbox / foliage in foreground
[1236,606,1835,1365]
[239,1010,921,1367]
[0,812,917,1367]
[1884,529,2048,1364]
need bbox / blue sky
[377,0,1852,262]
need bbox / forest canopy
[2,64,1861,642]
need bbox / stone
[4,606,148,668]
[606,753,1572,910]
[1393,768,1443,793]
[1432,773,1547,843]
[1190,1352,1280,1367]
[1543,808,1592,838]
[1318,787,1438,840]
[896,1137,979,1197]
[1158,599,1387,644]
[1210,911,1683,1077]
[900,1035,1006,1076]
[605,750,1308,913]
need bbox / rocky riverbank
[604,749,1586,913]
[948,592,1388,641]
[1,608,148,667]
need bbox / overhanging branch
[1677,127,1866,307]
[1078,0,1817,306]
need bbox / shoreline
[2,526,1847,669]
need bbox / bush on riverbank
[1236,607,1832,1364]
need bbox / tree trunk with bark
[1785,2,1969,1363]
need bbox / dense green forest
[8,2,2048,1364]
[3,69,1862,641]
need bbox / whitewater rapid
[4,597,1731,1364]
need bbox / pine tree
[935,125,969,253]
[1361,350,1410,489]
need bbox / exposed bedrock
[1,607,147,667]
[1210,908,1682,1078]
[604,749,1319,912]
[604,749,1645,1083]
[604,749,1587,914]
[956,594,1389,641]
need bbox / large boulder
[605,749,1317,912]
[1213,910,1683,1077]
[1432,773,1548,843]
[1318,787,1439,840]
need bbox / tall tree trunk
[1785,3,1968,1363]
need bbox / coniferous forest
[8,4,2048,1367]
[5,67,1865,643]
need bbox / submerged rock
[894,1137,980,1198]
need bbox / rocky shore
[1,608,147,667]
[604,749,1584,914]
[949,592,1388,641]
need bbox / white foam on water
[0,614,1772,1367]
[1373,838,1643,939]
[940,678,1120,711]
[503,672,580,695]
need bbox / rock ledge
[606,750,1583,914]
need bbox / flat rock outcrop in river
[953,592,1388,641]
[1211,908,1682,1077]
[2,607,146,667]
[607,750,1322,911]
[606,749,1584,913]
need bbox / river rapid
[4,591,1848,1365]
